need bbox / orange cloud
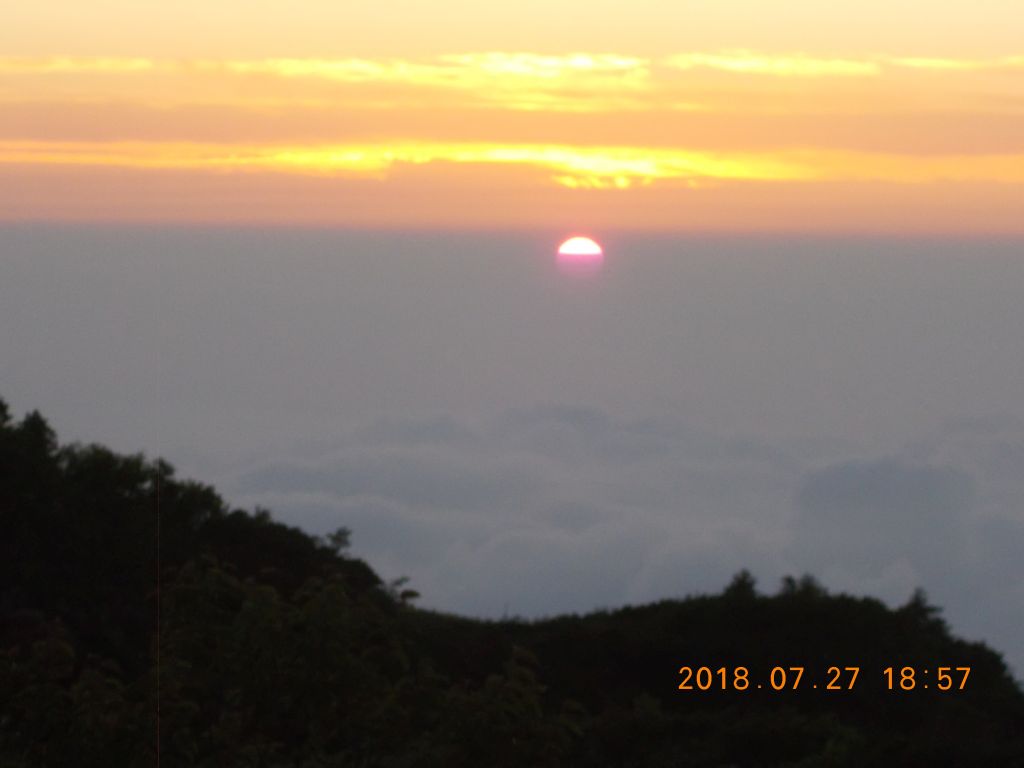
[3,139,1023,188]
[4,51,1022,115]
[888,55,1024,71]
[665,51,880,77]
[2,49,1023,230]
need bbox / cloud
[230,407,799,615]
[239,448,550,513]
[792,459,974,582]
[7,137,1024,192]
[5,50,1024,205]
[0,53,654,113]
[665,51,880,77]
[0,139,816,187]
[221,406,1024,676]
[786,425,1024,678]
[889,56,1024,71]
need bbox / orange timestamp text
[677,665,970,692]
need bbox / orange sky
[3,2,1023,231]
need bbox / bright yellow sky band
[2,49,1023,230]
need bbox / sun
[556,235,604,276]
[557,236,603,257]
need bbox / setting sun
[557,236,603,257]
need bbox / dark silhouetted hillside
[1,398,1022,766]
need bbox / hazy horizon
[2,223,1022,678]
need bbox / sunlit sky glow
[4,1,1024,231]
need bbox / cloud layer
[226,406,1024,677]
[3,49,1024,228]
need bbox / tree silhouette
[2,396,1023,766]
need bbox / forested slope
[2,399,1021,766]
